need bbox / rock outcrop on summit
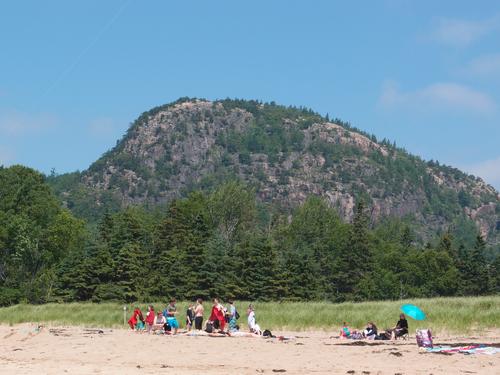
[51,98,500,244]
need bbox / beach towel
[425,345,500,355]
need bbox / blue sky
[1,0,499,190]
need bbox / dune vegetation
[0,296,498,334]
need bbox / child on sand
[186,303,194,331]
[145,305,155,333]
[340,322,351,338]
[128,307,144,330]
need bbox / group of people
[127,298,262,336]
[128,299,409,341]
[340,314,409,341]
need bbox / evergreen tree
[115,243,145,302]
[460,235,489,295]
[340,200,374,298]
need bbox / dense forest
[0,165,498,306]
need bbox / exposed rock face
[72,99,498,243]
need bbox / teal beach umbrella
[401,304,426,320]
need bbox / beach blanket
[425,345,500,355]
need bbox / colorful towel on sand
[425,345,500,355]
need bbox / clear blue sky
[1,0,499,190]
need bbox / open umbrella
[401,304,426,320]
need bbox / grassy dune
[0,296,498,334]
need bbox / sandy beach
[0,324,498,374]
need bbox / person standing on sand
[186,303,195,331]
[145,305,155,333]
[227,299,239,332]
[194,298,204,330]
[165,298,179,335]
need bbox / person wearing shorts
[194,298,204,330]
[166,298,179,334]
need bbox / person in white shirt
[247,304,261,335]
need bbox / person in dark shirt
[392,313,409,339]
[186,303,195,331]
[363,322,377,339]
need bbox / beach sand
[0,324,498,374]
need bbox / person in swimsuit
[153,311,166,332]
[194,298,204,330]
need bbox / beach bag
[235,310,240,320]
[263,329,274,337]
[415,329,433,348]
[351,332,363,340]
[164,322,171,332]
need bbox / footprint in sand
[3,331,15,339]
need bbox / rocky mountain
[50,98,500,245]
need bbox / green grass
[0,296,498,334]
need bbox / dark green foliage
[1,160,498,305]
[459,236,490,295]
[2,97,497,307]
[0,166,87,305]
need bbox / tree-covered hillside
[49,98,499,248]
[1,167,498,305]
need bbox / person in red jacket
[145,305,155,333]
[208,298,226,331]
[128,307,144,330]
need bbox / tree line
[0,165,498,306]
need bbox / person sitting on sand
[209,298,226,332]
[392,313,408,339]
[128,307,144,330]
[194,298,204,330]
[340,322,351,339]
[145,305,155,333]
[247,304,262,335]
[363,322,377,340]
[153,311,166,332]
[165,298,179,335]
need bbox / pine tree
[346,200,374,297]
[460,235,489,295]
[115,243,145,302]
